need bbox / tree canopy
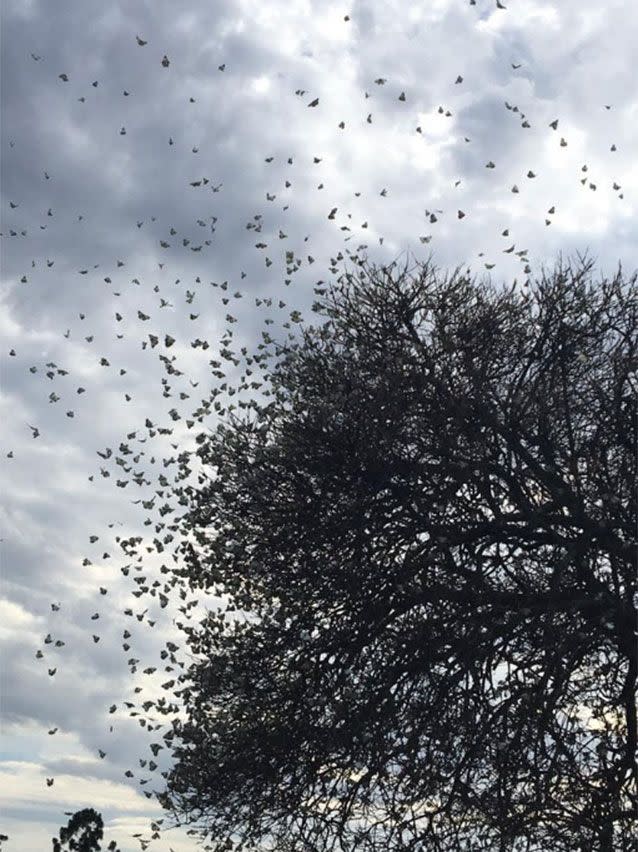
[161,257,637,851]
[51,808,120,852]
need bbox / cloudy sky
[1,0,636,849]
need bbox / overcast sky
[1,0,636,850]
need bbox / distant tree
[52,808,120,852]
[162,257,637,851]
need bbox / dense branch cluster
[162,258,637,851]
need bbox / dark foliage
[52,808,120,852]
[162,257,637,851]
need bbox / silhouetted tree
[162,257,637,851]
[52,808,120,852]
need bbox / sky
[0,0,636,849]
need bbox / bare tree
[161,256,637,851]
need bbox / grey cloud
[1,0,636,849]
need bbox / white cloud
[0,599,43,642]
